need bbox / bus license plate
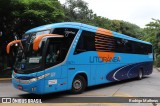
[18,85,23,90]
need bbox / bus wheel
[137,69,143,80]
[71,75,86,94]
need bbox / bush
[155,54,160,67]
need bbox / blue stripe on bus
[106,61,153,81]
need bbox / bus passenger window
[74,30,95,54]
[115,38,125,52]
[124,41,133,53]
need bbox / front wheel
[70,75,86,94]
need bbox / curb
[156,68,160,72]
[0,78,11,81]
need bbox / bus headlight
[38,73,50,80]
[37,75,45,80]
[30,78,37,82]
[30,73,50,83]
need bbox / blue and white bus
[7,22,153,94]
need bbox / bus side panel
[143,61,153,75]
[106,61,153,81]
[43,78,68,94]
[95,64,109,85]
[89,65,97,86]
[44,66,68,94]
[67,65,90,90]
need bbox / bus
[7,22,153,94]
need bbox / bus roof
[26,22,97,33]
[25,22,151,45]
[112,31,151,45]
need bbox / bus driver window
[46,44,60,65]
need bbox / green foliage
[142,19,160,54]
[0,0,64,37]
[155,54,160,67]
[63,0,142,38]
[141,18,160,67]
[63,0,94,23]
[0,0,143,39]
[110,20,143,38]
[0,0,65,52]
[0,0,65,72]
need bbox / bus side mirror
[6,40,22,54]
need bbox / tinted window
[45,38,62,68]
[146,45,152,53]
[115,38,125,52]
[52,28,78,48]
[114,38,133,53]
[124,40,133,53]
[74,31,95,54]
[52,28,79,55]
[44,28,79,68]
[133,42,152,54]
[95,33,115,52]
[74,30,152,55]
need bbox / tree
[0,0,65,69]
[62,0,143,38]
[0,0,64,47]
[63,0,94,23]
[109,20,143,38]
[142,19,160,55]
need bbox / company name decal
[89,56,121,63]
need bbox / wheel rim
[73,80,82,90]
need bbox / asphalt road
[0,68,160,106]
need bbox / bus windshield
[14,28,79,74]
[14,33,47,73]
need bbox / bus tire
[137,69,143,80]
[71,75,86,94]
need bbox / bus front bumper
[12,77,44,94]
[12,77,68,94]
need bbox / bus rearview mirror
[6,40,22,54]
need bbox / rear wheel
[71,75,86,94]
[137,69,143,80]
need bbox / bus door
[44,38,62,89]
[44,38,67,91]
